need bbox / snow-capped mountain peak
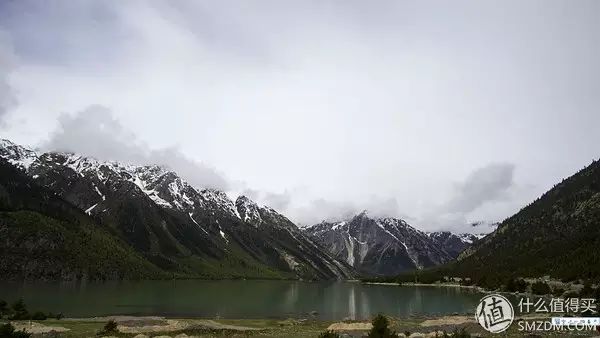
[235,195,263,226]
[305,212,453,276]
[0,139,38,171]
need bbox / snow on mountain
[0,138,353,280]
[235,195,263,226]
[426,231,484,258]
[0,139,38,171]
[0,139,241,219]
[304,211,453,276]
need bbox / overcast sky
[0,0,599,232]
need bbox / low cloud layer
[419,163,517,233]
[44,106,229,190]
[445,163,515,214]
[252,193,406,227]
[0,31,17,125]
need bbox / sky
[0,0,599,233]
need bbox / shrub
[0,323,32,338]
[318,330,341,338]
[504,278,528,293]
[451,328,470,337]
[531,281,551,295]
[0,300,7,316]
[31,311,47,320]
[579,283,594,297]
[100,320,118,334]
[47,312,63,320]
[368,314,397,338]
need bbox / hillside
[392,159,600,287]
[454,159,600,284]
[0,159,165,280]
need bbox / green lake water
[0,280,484,320]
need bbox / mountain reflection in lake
[0,280,483,320]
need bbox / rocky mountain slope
[304,212,454,276]
[0,159,165,280]
[0,139,352,280]
[426,232,484,258]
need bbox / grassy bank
[3,313,600,338]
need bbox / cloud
[445,163,515,214]
[43,105,229,190]
[418,163,516,233]
[0,30,17,126]
[281,195,403,227]
[3,1,599,236]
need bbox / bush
[31,311,47,320]
[579,283,594,297]
[442,328,471,337]
[0,323,32,338]
[318,330,341,338]
[531,281,551,295]
[100,320,118,335]
[504,278,528,293]
[368,314,397,338]
[563,290,579,298]
[0,300,7,316]
[47,312,63,320]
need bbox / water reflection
[0,280,483,320]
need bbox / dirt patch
[117,319,189,333]
[117,319,264,334]
[327,322,373,331]
[420,316,473,327]
[11,321,70,334]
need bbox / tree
[10,299,29,320]
[0,300,7,317]
[368,314,397,338]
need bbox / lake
[0,280,484,320]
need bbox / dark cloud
[445,163,515,214]
[419,163,516,233]
[44,105,229,190]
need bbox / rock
[310,310,318,316]
[133,335,150,338]
[174,334,190,338]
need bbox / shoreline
[363,281,485,291]
[3,313,570,338]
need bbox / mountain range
[0,139,482,281]
[0,139,353,280]
[303,212,480,276]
